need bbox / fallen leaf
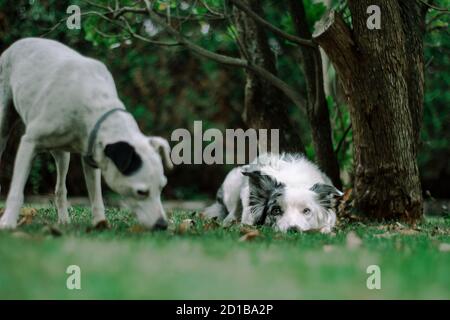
[346,231,362,249]
[239,226,258,235]
[323,245,335,253]
[203,219,220,231]
[11,231,32,239]
[397,229,420,236]
[177,219,195,234]
[239,230,261,242]
[17,208,38,226]
[129,225,147,233]
[374,232,392,239]
[439,243,450,252]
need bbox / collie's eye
[271,207,282,216]
[303,208,311,215]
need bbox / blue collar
[83,108,129,168]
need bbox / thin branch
[228,0,317,48]
[417,0,450,13]
[80,0,112,11]
[119,16,180,46]
[199,0,225,17]
[427,12,446,26]
[142,0,307,109]
[69,1,307,110]
[111,5,225,21]
[40,10,112,37]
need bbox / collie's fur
[204,153,342,233]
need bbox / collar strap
[83,108,129,168]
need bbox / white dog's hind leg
[0,67,14,195]
[0,136,36,229]
[51,151,71,224]
[81,158,106,227]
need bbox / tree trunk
[288,0,342,189]
[233,0,305,154]
[313,1,425,222]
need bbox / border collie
[204,153,342,233]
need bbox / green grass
[0,206,449,299]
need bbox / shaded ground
[0,206,449,299]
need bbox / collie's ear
[242,166,284,201]
[148,136,173,171]
[104,141,142,175]
[310,183,343,209]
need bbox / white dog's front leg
[51,151,71,224]
[0,136,36,229]
[81,159,106,227]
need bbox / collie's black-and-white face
[242,169,341,233]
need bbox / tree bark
[398,1,427,155]
[233,0,306,154]
[288,0,342,189]
[313,1,425,222]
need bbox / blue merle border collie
[204,153,343,233]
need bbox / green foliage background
[0,0,448,199]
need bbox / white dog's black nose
[153,217,168,231]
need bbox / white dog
[0,38,173,230]
[204,153,342,233]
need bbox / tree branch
[228,0,317,48]
[312,10,357,81]
[141,0,307,109]
[73,1,307,110]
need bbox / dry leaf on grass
[11,231,32,239]
[239,226,258,235]
[239,230,261,242]
[129,225,147,233]
[177,219,195,234]
[439,243,450,252]
[397,229,420,236]
[374,232,392,239]
[346,231,362,249]
[17,208,38,226]
[323,245,335,253]
[203,219,221,231]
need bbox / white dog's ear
[104,141,142,175]
[148,136,173,171]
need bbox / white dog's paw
[0,217,17,230]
